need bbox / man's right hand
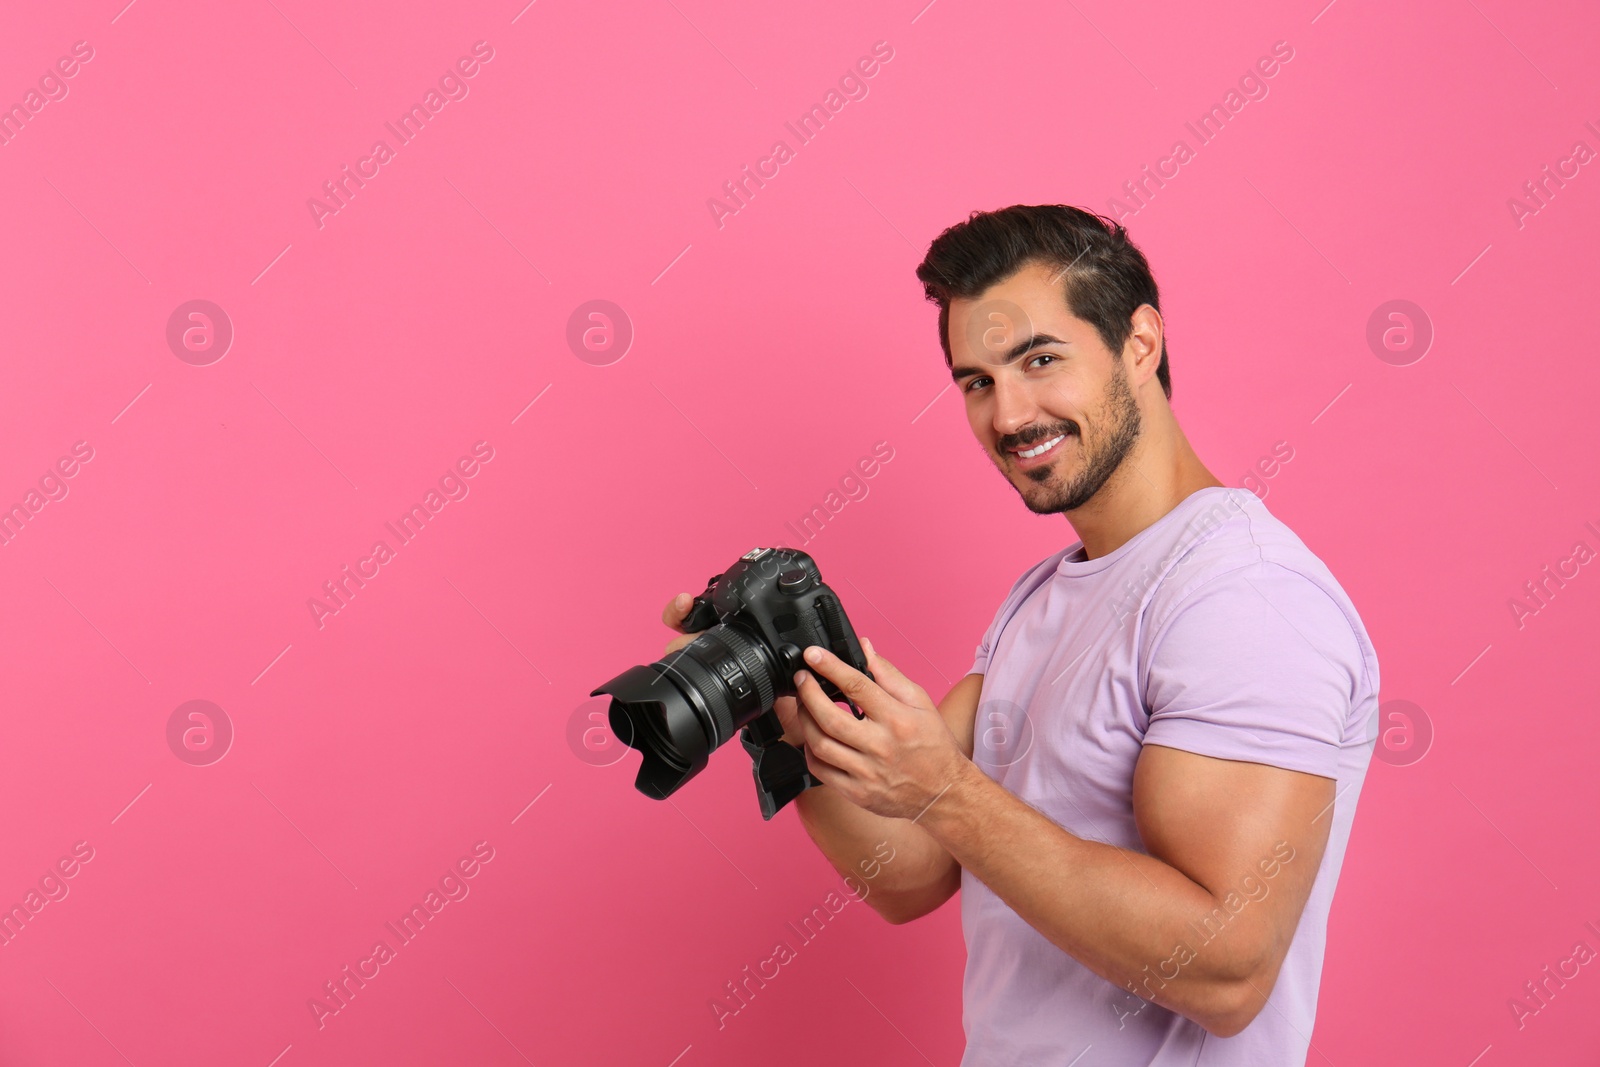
[661,592,808,750]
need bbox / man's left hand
[793,640,971,821]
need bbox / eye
[963,353,1060,394]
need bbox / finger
[803,745,851,792]
[793,667,877,749]
[799,726,865,790]
[858,637,931,709]
[772,695,806,748]
[661,592,693,632]
[799,645,896,722]
[786,697,818,743]
[798,711,870,780]
[661,631,698,656]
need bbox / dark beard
[1010,363,1142,515]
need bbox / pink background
[1,0,1596,1063]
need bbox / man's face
[948,261,1144,515]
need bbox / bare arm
[906,743,1332,1036]
[792,642,1338,1038]
[793,663,983,925]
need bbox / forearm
[793,781,955,921]
[918,761,1259,1029]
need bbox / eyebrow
[950,332,1070,382]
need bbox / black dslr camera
[590,547,874,820]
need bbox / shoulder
[1143,494,1379,695]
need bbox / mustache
[998,424,1077,452]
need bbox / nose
[990,373,1040,439]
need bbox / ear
[1124,304,1164,388]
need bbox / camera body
[591,547,873,820]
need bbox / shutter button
[778,568,813,593]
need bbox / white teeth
[1017,434,1066,458]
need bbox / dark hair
[914,204,1172,400]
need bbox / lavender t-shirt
[960,486,1379,1066]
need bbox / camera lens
[592,623,779,801]
[640,705,688,771]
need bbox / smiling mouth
[1014,434,1066,458]
[1006,432,1074,465]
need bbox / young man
[663,204,1380,1065]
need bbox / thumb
[772,695,805,748]
[860,637,931,709]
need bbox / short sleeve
[1141,561,1362,779]
[971,615,997,676]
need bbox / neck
[1067,402,1222,560]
